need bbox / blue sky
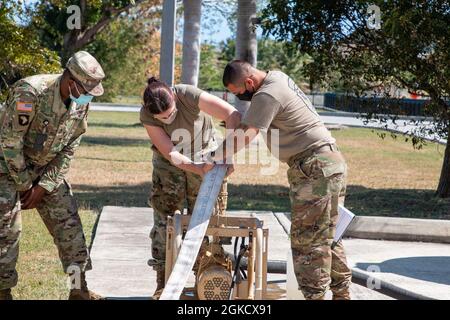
[200,17,233,44]
[176,9,234,44]
[17,0,243,44]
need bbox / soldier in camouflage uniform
[287,146,350,300]
[214,60,352,300]
[0,51,105,300]
[140,77,239,299]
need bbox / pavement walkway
[90,103,446,144]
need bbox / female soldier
[140,77,240,299]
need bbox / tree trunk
[181,0,202,86]
[235,0,257,114]
[436,127,450,198]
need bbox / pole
[160,0,177,86]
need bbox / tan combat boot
[68,272,105,300]
[332,293,351,300]
[152,270,165,300]
[0,288,13,300]
[332,288,351,300]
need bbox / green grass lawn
[13,210,97,300]
[71,112,450,219]
[110,95,142,105]
[12,110,449,299]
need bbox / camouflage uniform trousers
[287,145,352,300]
[0,172,91,290]
[148,152,227,272]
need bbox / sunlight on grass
[13,210,97,300]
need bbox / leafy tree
[198,43,227,90]
[24,0,171,102]
[89,25,183,103]
[257,39,312,91]
[262,0,450,198]
[202,0,237,35]
[0,0,60,101]
[31,0,159,62]
[216,38,312,90]
[83,5,163,102]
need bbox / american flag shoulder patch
[16,101,33,112]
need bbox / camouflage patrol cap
[66,51,105,96]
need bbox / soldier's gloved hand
[21,185,47,209]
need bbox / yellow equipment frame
[165,212,269,300]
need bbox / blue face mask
[69,83,94,106]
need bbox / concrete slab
[346,282,395,300]
[279,211,450,300]
[280,212,450,244]
[344,238,450,300]
[86,206,154,298]
[347,216,450,244]
[87,206,405,300]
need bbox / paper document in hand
[332,205,355,248]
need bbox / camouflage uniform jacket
[0,74,88,192]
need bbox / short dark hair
[62,68,71,80]
[143,77,174,114]
[222,60,252,87]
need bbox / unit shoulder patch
[18,114,30,126]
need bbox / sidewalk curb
[277,212,450,244]
[323,122,446,145]
[318,107,434,121]
[89,103,446,144]
[351,268,433,300]
[272,212,445,300]
[92,102,140,108]
[347,216,450,244]
[273,212,291,235]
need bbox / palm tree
[181,0,202,86]
[235,0,257,113]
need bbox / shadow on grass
[82,136,150,147]
[74,182,449,250]
[72,182,450,220]
[345,186,450,219]
[88,122,142,129]
[227,184,290,212]
[229,184,450,219]
[73,183,151,212]
[77,156,148,163]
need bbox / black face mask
[63,97,72,108]
[235,81,255,101]
[236,90,254,101]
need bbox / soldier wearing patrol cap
[0,51,105,300]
